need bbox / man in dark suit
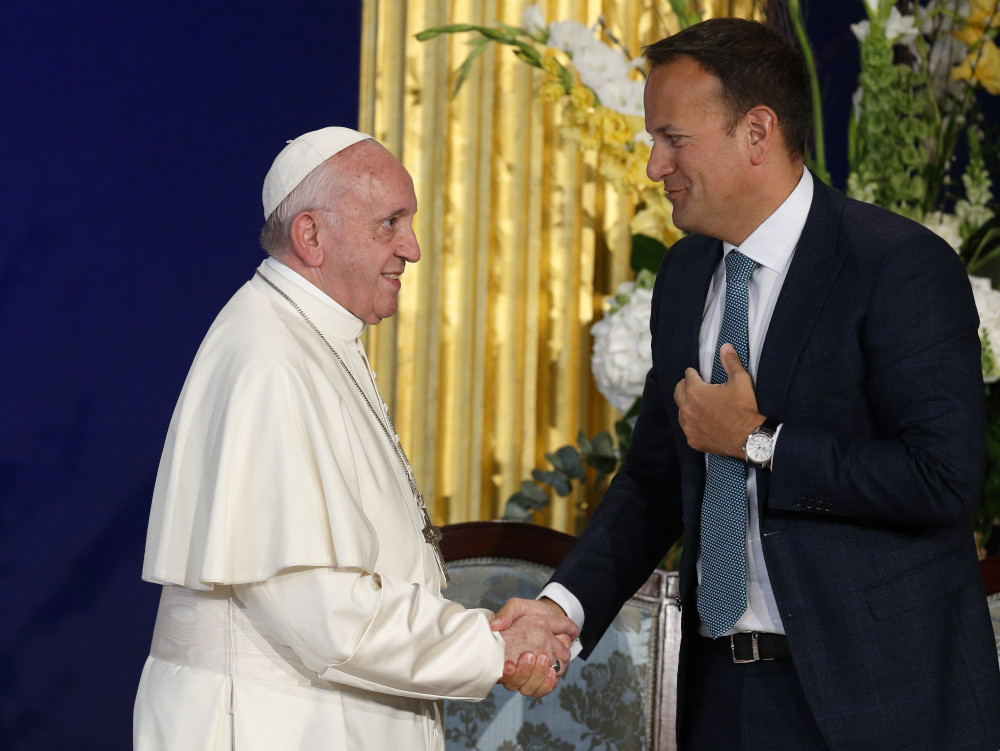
[495,17,1000,750]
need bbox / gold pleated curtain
[359,0,759,533]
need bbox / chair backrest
[982,554,1000,669]
[440,521,681,751]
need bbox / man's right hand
[491,597,576,697]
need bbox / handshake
[490,597,578,698]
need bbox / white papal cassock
[134,259,504,750]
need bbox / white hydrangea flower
[969,275,1000,382]
[547,20,595,55]
[590,280,654,414]
[922,211,964,251]
[521,5,547,38]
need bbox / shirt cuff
[538,583,584,659]
[770,423,783,469]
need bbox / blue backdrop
[1,2,361,748]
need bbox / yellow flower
[537,80,566,103]
[624,114,646,136]
[569,84,594,109]
[597,141,654,194]
[953,37,1000,94]
[559,104,600,149]
[598,148,629,184]
[952,0,1000,46]
[541,51,562,78]
[594,107,633,146]
[630,188,683,247]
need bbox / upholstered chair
[439,521,681,751]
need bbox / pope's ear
[288,211,324,267]
[744,105,778,165]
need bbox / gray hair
[259,155,351,257]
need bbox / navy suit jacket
[550,177,1000,749]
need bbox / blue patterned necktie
[697,250,759,638]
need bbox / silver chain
[255,270,449,581]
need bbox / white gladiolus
[591,281,654,414]
[521,5,547,38]
[547,20,595,55]
[573,40,632,91]
[594,78,645,117]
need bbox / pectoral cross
[417,496,449,582]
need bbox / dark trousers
[680,638,828,751]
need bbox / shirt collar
[263,257,363,323]
[722,168,813,275]
[260,257,366,341]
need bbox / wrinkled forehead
[329,142,417,212]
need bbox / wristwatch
[743,417,780,469]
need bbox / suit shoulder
[823,185,952,256]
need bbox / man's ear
[289,211,325,267]
[744,105,778,166]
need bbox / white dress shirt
[543,169,814,647]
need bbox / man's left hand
[674,343,763,458]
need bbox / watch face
[746,433,773,463]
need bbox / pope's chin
[371,298,400,324]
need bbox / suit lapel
[666,237,722,379]
[660,238,721,519]
[755,179,845,419]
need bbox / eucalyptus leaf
[503,496,538,521]
[519,480,549,505]
[554,446,586,480]
[532,469,572,496]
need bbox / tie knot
[725,250,759,285]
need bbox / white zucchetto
[262,126,372,219]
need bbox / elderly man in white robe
[133,127,577,751]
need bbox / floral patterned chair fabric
[440,522,681,751]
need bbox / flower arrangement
[416,6,684,255]
[590,269,655,414]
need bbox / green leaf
[553,446,586,480]
[414,24,477,41]
[580,430,619,486]
[519,480,549,505]
[532,469,572,496]
[623,396,642,420]
[503,496,537,521]
[631,234,669,274]
[590,430,615,456]
[452,36,490,98]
